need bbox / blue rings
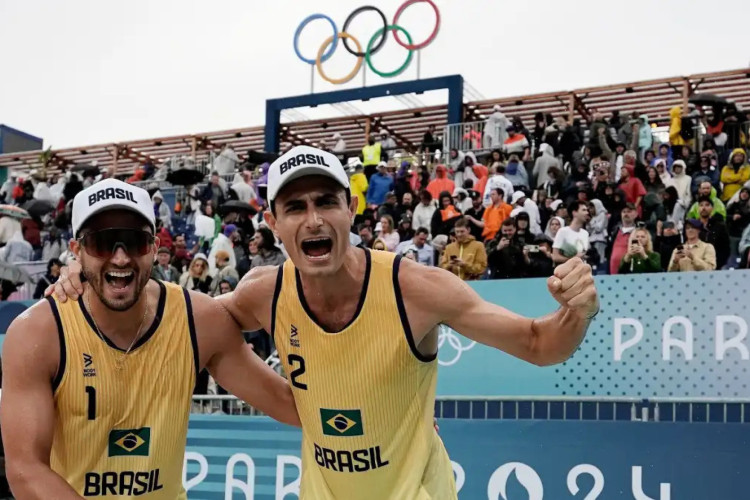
[293,14,338,65]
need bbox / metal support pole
[362,64,367,87]
[310,64,315,94]
[417,50,421,80]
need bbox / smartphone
[450,255,457,261]
[676,244,684,252]
[524,245,540,253]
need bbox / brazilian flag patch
[108,428,151,457]
[320,409,363,437]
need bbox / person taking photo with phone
[668,219,717,272]
[618,227,662,274]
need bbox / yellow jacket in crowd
[350,171,369,214]
[669,106,685,146]
[720,148,750,202]
[440,235,487,280]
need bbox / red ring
[391,0,440,50]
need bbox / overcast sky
[0,0,747,149]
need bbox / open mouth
[300,237,333,259]
[104,270,135,290]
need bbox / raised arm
[402,257,599,366]
[0,301,85,499]
[192,285,300,427]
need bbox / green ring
[365,24,413,78]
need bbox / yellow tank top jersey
[48,280,198,499]
[273,249,456,500]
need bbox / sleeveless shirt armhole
[182,289,200,382]
[392,255,437,363]
[46,297,67,392]
[270,265,285,344]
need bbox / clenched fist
[546,257,599,320]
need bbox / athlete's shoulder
[234,264,282,304]
[2,299,61,378]
[395,256,469,307]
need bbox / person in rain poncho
[483,105,509,149]
[152,190,172,231]
[533,144,561,187]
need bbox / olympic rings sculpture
[293,0,440,85]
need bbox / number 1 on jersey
[288,354,308,390]
[85,386,96,420]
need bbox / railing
[443,121,496,155]
[5,260,49,301]
[189,394,750,423]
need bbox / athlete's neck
[298,247,366,330]
[85,280,158,348]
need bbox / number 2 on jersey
[288,354,308,390]
[85,386,96,420]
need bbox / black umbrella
[22,199,56,217]
[166,169,206,186]
[219,200,257,216]
[689,93,729,107]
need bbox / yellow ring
[316,32,363,85]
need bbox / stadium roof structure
[2,67,749,177]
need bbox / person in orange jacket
[426,165,455,201]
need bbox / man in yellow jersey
[0,179,299,499]
[53,146,599,500]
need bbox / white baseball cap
[511,191,526,204]
[72,178,156,237]
[267,145,349,202]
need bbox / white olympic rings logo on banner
[437,324,476,366]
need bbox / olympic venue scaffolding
[1,67,749,177]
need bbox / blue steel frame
[264,74,464,153]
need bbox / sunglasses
[79,228,155,259]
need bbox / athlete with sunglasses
[48,147,599,499]
[0,179,299,499]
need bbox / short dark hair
[568,200,588,214]
[698,195,714,206]
[496,165,506,174]
[416,227,429,236]
[357,223,372,233]
[501,217,516,228]
[256,226,277,252]
[492,187,505,197]
[419,189,432,202]
[47,258,63,274]
[622,202,637,211]
[453,217,469,229]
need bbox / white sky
[0,0,747,149]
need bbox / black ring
[342,6,387,57]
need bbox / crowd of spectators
[339,102,750,280]
[0,103,748,310]
[0,101,747,414]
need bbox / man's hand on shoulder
[44,259,83,302]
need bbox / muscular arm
[0,302,85,499]
[400,258,597,367]
[192,286,300,427]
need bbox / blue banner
[3,270,750,398]
[435,270,750,398]
[183,415,750,499]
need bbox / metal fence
[189,395,750,423]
